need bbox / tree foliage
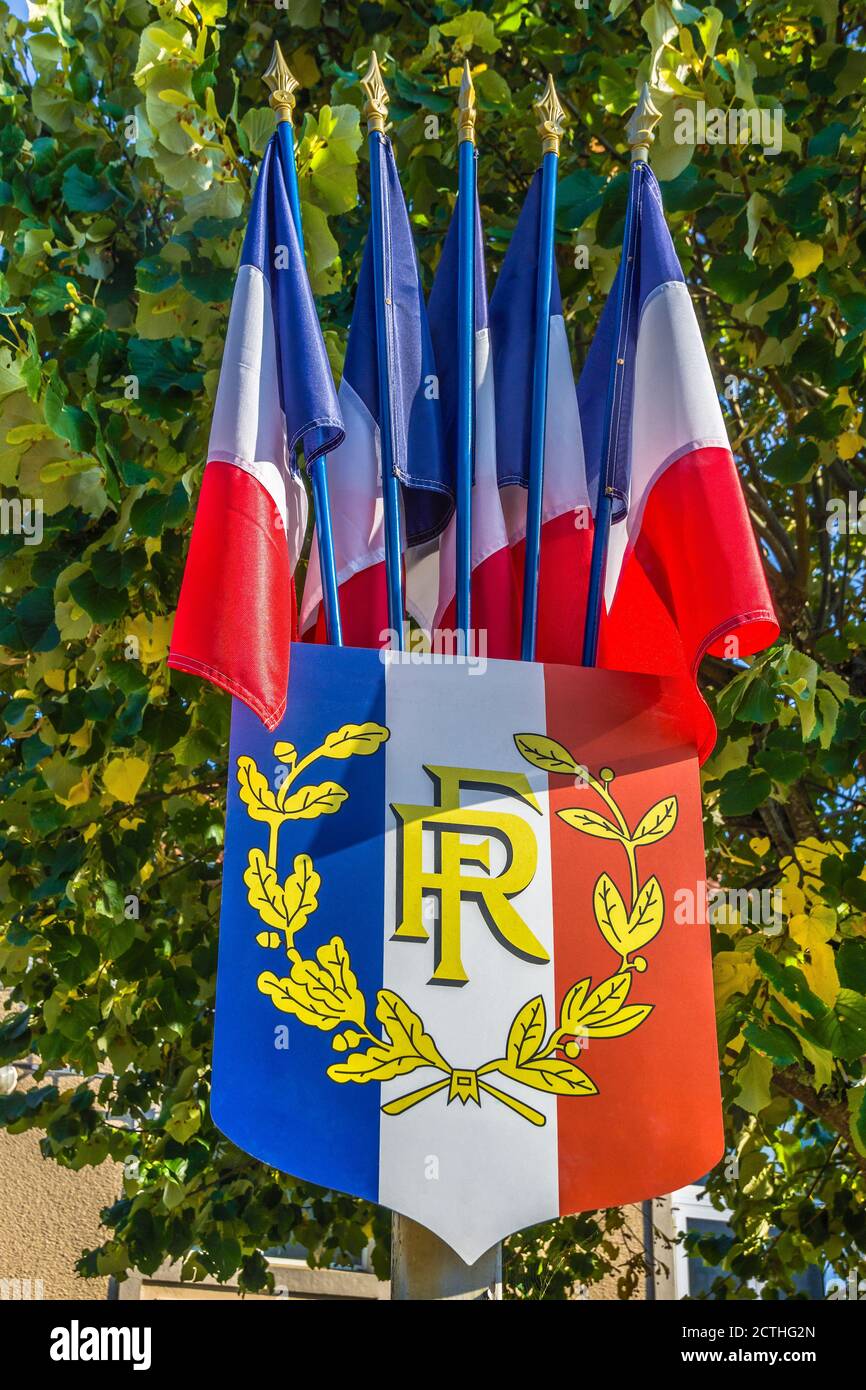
[0,0,864,1298]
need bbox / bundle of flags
[170,115,778,763]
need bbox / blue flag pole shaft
[273,101,343,647]
[276,119,305,255]
[456,135,476,645]
[520,146,559,662]
[368,128,405,650]
[581,160,641,668]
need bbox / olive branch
[514,732,678,975]
[243,728,678,1129]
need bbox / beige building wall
[0,1121,120,1301]
[586,1202,648,1300]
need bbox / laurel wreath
[240,726,678,1128]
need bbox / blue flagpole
[456,62,477,649]
[265,43,343,648]
[581,86,661,668]
[362,53,404,651]
[521,76,566,663]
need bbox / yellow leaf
[103,755,149,803]
[5,423,55,445]
[281,853,320,935]
[270,937,367,1031]
[632,797,678,846]
[244,848,287,933]
[376,989,449,1071]
[788,240,823,279]
[505,996,547,1066]
[570,972,632,1029]
[64,772,92,807]
[624,875,664,953]
[126,613,173,664]
[593,872,629,952]
[291,46,320,89]
[713,950,759,1008]
[329,1042,435,1085]
[278,780,348,818]
[789,912,839,1006]
[68,725,91,752]
[514,732,581,776]
[157,89,194,107]
[735,1050,773,1114]
[837,431,865,461]
[498,1056,596,1096]
[575,1003,653,1038]
[237,755,280,822]
[42,668,66,692]
[559,807,624,841]
[257,971,297,1015]
[559,979,591,1033]
[321,722,390,758]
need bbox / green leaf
[837,940,866,994]
[764,439,819,485]
[68,572,127,623]
[44,378,96,451]
[129,484,189,537]
[718,767,772,816]
[440,11,501,53]
[61,164,116,213]
[755,947,827,1020]
[734,1049,774,1114]
[743,1020,800,1066]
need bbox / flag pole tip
[535,73,566,156]
[458,59,477,145]
[361,51,390,134]
[263,41,301,124]
[627,83,662,163]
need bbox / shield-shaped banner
[212,644,722,1262]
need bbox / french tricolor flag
[405,186,521,657]
[489,170,591,663]
[215,643,722,1261]
[301,138,447,647]
[169,134,344,730]
[579,163,779,760]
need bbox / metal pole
[362,53,405,651]
[581,84,661,667]
[391,1216,501,1300]
[520,76,565,662]
[455,61,477,648]
[264,42,343,646]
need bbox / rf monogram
[390,765,548,986]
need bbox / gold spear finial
[535,73,566,156]
[458,58,477,145]
[263,40,301,125]
[626,83,662,163]
[361,50,390,134]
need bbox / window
[669,1185,827,1299]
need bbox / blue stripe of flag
[213,644,386,1202]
